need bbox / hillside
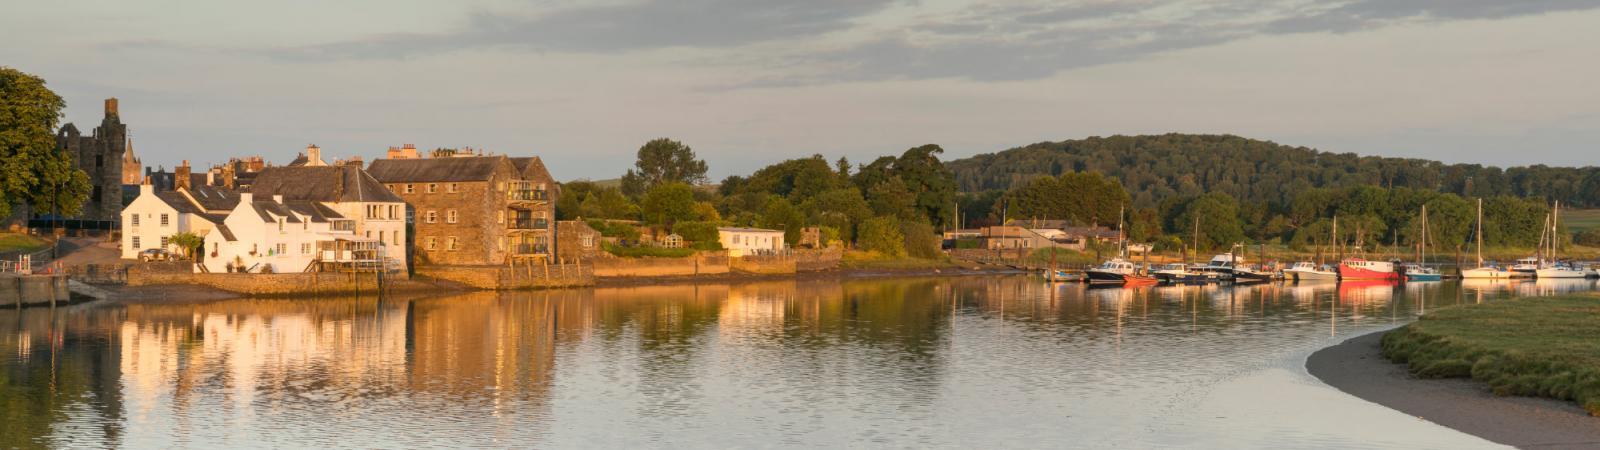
[945,134,1600,208]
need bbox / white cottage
[120,183,238,259]
[246,165,408,270]
[201,193,379,273]
[718,227,786,257]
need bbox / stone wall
[591,253,730,277]
[129,265,413,296]
[0,275,71,307]
[730,255,796,274]
[416,264,593,290]
[794,248,843,272]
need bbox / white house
[120,183,238,259]
[201,192,380,273]
[718,227,786,257]
[245,165,408,269]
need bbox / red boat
[1336,258,1399,281]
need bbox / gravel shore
[1307,330,1600,449]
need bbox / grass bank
[839,250,961,270]
[0,233,48,253]
[1381,295,1600,415]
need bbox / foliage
[672,220,722,245]
[1574,228,1600,247]
[620,138,708,197]
[817,226,841,246]
[857,216,906,257]
[558,181,639,220]
[586,219,641,241]
[1162,193,1244,251]
[168,232,204,259]
[601,241,695,258]
[853,144,959,227]
[997,171,1129,227]
[759,195,805,244]
[0,67,90,218]
[899,220,941,259]
[801,187,871,243]
[1381,296,1600,415]
[640,182,698,227]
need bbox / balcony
[508,218,550,230]
[330,219,356,232]
[507,189,550,202]
[511,243,549,255]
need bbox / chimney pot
[104,98,118,117]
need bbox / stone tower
[54,98,127,221]
[121,138,142,184]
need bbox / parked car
[138,248,171,262]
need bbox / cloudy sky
[5,0,1598,180]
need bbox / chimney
[105,98,119,117]
[140,177,153,197]
[240,192,253,205]
[206,171,215,186]
[306,144,323,166]
[221,164,236,189]
[175,160,191,191]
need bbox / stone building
[555,220,600,262]
[121,139,142,185]
[367,155,557,266]
[53,98,128,221]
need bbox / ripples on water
[2,276,1592,448]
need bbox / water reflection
[1,277,1575,448]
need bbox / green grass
[0,233,48,253]
[1381,296,1600,415]
[1562,209,1600,232]
[839,250,960,270]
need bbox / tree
[1176,193,1245,251]
[168,232,204,260]
[851,145,959,227]
[857,216,906,257]
[759,195,805,244]
[620,138,708,197]
[640,182,697,227]
[0,67,90,218]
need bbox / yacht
[1403,205,1442,282]
[1535,261,1588,279]
[1152,263,1212,284]
[1284,261,1338,282]
[1193,253,1241,281]
[1534,202,1586,279]
[1085,258,1158,285]
[1462,198,1512,279]
[1337,258,1400,281]
[1230,263,1276,283]
[1509,257,1540,278]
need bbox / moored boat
[1085,258,1158,285]
[1509,257,1540,278]
[1152,263,1212,284]
[1284,261,1337,282]
[1462,198,1512,279]
[1535,263,1587,279]
[1337,258,1399,281]
[1402,264,1441,282]
[1230,263,1275,283]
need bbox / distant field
[1565,209,1600,231]
[0,233,48,253]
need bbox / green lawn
[839,250,961,270]
[1382,296,1600,415]
[0,233,48,253]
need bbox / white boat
[1193,253,1241,280]
[1461,198,1513,279]
[1152,263,1213,283]
[1509,257,1540,278]
[1536,264,1588,279]
[1284,261,1337,281]
[1534,202,1586,279]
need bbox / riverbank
[1308,330,1600,448]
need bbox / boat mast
[1475,198,1484,267]
[1333,216,1341,262]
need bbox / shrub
[673,221,722,245]
[1575,228,1600,247]
[857,216,906,257]
[602,241,695,258]
[587,219,642,241]
[900,220,941,259]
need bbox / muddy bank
[593,266,1025,287]
[1307,330,1600,449]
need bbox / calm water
[3,276,1595,448]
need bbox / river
[3,276,1594,448]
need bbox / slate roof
[186,185,240,211]
[284,201,343,223]
[154,191,204,215]
[366,156,507,183]
[252,200,302,223]
[213,223,237,241]
[249,165,402,203]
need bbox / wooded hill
[945,134,1600,209]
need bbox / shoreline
[95,265,1031,303]
[1306,330,1600,448]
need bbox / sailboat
[1403,205,1441,282]
[1535,201,1586,279]
[1087,205,1158,285]
[1155,216,1215,283]
[1461,198,1511,279]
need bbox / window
[160,213,169,226]
[425,210,437,223]
[497,210,504,224]
[132,214,140,227]
[404,184,415,194]
[496,182,504,191]
[301,243,311,254]
[277,218,284,232]
[276,243,287,255]
[425,237,437,250]
[582,235,594,248]
[447,183,458,193]
[132,236,141,249]
[389,205,398,219]
[446,236,458,251]
[379,231,385,243]
[446,210,458,224]
[426,183,438,193]
[160,236,169,248]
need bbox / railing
[512,244,550,255]
[508,218,550,230]
[330,220,356,232]
[507,189,550,202]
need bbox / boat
[1085,258,1158,285]
[1152,263,1212,284]
[1509,257,1540,278]
[1284,261,1338,282]
[1403,205,1442,282]
[1043,269,1083,282]
[1461,198,1512,279]
[1337,258,1399,281]
[1230,262,1276,283]
[1192,253,1240,281]
[1534,201,1586,279]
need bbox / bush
[602,241,695,258]
[1575,228,1600,247]
[587,219,642,241]
[857,216,905,257]
[673,221,722,245]
[818,226,841,247]
[900,220,941,259]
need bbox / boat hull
[1535,268,1588,279]
[1087,270,1158,285]
[1404,273,1442,282]
[1460,267,1511,279]
[1337,264,1399,281]
[1231,270,1274,283]
[1287,270,1338,282]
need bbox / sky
[4,0,1599,181]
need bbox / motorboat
[1230,263,1276,283]
[1152,263,1212,284]
[1193,253,1241,281]
[1509,257,1540,278]
[1402,264,1441,282]
[1085,258,1158,285]
[1284,261,1337,282]
[1337,258,1399,281]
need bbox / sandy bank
[1307,330,1600,449]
